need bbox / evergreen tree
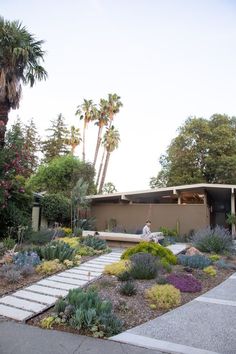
[24,118,40,173]
[42,113,69,163]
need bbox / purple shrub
[167,273,202,293]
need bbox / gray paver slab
[13,290,57,305]
[125,300,236,353]
[86,259,113,264]
[78,265,105,271]
[0,296,46,313]
[26,285,68,297]
[60,270,97,280]
[37,279,78,290]
[0,304,32,321]
[70,267,102,275]
[49,275,87,286]
[83,262,105,268]
[199,278,236,302]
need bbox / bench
[82,231,164,248]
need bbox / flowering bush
[167,273,202,292]
[13,251,41,268]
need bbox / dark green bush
[82,235,107,250]
[117,271,133,282]
[156,277,169,285]
[130,253,158,279]
[121,241,177,265]
[119,281,137,296]
[26,229,55,245]
[192,226,233,253]
[41,193,70,223]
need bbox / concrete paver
[13,290,57,305]
[0,296,46,313]
[0,304,32,321]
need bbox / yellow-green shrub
[59,237,80,249]
[209,255,221,262]
[145,284,181,310]
[203,266,217,276]
[121,241,177,265]
[63,259,74,268]
[36,260,65,275]
[40,316,56,329]
[62,227,73,236]
[104,260,130,276]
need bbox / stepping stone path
[0,250,122,322]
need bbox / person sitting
[142,220,159,243]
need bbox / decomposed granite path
[0,250,122,321]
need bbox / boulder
[186,247,203,256]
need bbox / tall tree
[93,98,109,166]
[150,114,236,187]
[102,182,117,194]
[99,126,120,193]
[0,17,47,148]
[107,93,123,127]
[65,125,81,155]
[75,99,97,161]
[42,113,69,163]
[24,118,40,173]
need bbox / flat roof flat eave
[86,183,236,200]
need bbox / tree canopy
[151,114,236,187]
[29,154,96,197]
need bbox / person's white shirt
[142,224,151,239]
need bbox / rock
[186,247,203,256]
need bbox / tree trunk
[0,102,10,148]
[82,120,86,161]
[93,125,103,166]
[96,147,105,188]
[99,151,110,193]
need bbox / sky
[2,0,236,193]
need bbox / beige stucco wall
[91,203,210,235]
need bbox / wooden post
[231,188,235,237]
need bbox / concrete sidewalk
[0,320,164,354]
[112,273,236,354]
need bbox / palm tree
[107,93,123,127]
[99,126,120,193]
[65,126,82,155]
[93,98,109,166]
[0,17,47,148]
[75,99,97,161]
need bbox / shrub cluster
[104,260,129,276]
[81,235,107,251]
[51,287,123,337]
[178,254,212,269]
[0,262,35,283]
[121,241,177,265]
[167,273,202,292]
[119,280,137,296]
[33,241,75,262]
[203,266,217,276]
[13,251,41,268]
[192,226,233,253]
[145,284,181,310]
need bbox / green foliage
[81,235,107,250]
[178,254,212,269]
[41,193,70,223]
[2,237,16,250]
[36,260,65,275]
[226,213,236,226]
[145,284,181,310]
[151,114,236,187]
[203,266,217,276]
[130,253,159,280]
[75,245,98,256]
[54,288,122,337]
[160,258,172,272]
[40,316,56,329]
[34,241,75,262]
[121,241,177,265]
[159,226,178,237]
[117,271,133,282]
[29,155,96,197]
[156,277,169,285]
[119,280,137,296]
[192,226,233,253]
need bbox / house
[87,183,236,236]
